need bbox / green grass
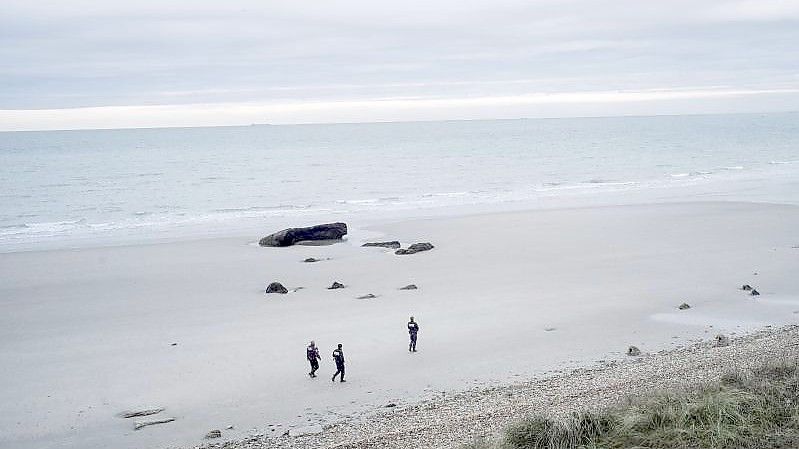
[470,360,799,449]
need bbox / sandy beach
[203,325,799,449]
[1,201,798,449]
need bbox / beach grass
[469,359,799,449]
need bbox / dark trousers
[309,359,319,376]
[333,364,345,381]
[409,333,417,351]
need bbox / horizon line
[1,109,797,134]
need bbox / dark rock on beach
[265,282,288,294]
[205,430,222,439]
[715,334,730,347]
[627,346,641,356]
[395,242,434,255]
[742,284,753,291]
[259,223,347,247]
[303,258,320,263]
[328,282,346,290]
[751,289,760,296]
[678,303,691,310]
[363,241,401,249]
[399,284,418,290]
[358,294,377,299]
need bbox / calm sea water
[1,112,798,251]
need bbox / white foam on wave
[770,160,799,165]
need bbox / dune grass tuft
[469,359,799,449]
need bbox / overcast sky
[1,0,798,130]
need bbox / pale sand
[1,201,798,449]
[206,326,799,449]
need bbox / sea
[1,112,798,252]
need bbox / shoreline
[202,325,799,449]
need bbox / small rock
[134,417,176,430]
[226,425,234,430]
[399,284,418,290]
[288,425,323,437]
[544,327,556,332]
[328,282,346,290]
[357,294,377,300]
[715,334,730,347]
[362,241,401,249]
[395,242,434,255]
[751,289,760,296]
[303,258,319,263]
[741,284,753,291]
[265,282,288,294]
[170,343,178,346]
[205,430,222,439]
[118,408,164,418]
[678,303,691,310]
[385,403,397,408]
[627,346,641,356]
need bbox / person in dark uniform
[332,344,346,382]
[408,316,419,352]
[306,341,321,378]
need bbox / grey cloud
[0,0,797,114]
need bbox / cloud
[0,0,797,129]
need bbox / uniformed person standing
[332,344,346,382]
[306,341,321,378]
[408,316,419,352]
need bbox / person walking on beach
[408,316,419,352]
[307,341,321,378]
[332,344,346,382]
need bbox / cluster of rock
[362,240,435,255]
[259,223,429,301]
[266,280,413,297]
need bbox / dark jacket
[408,321,419,335]
[333,348,345,366]
[307,345,320,362]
